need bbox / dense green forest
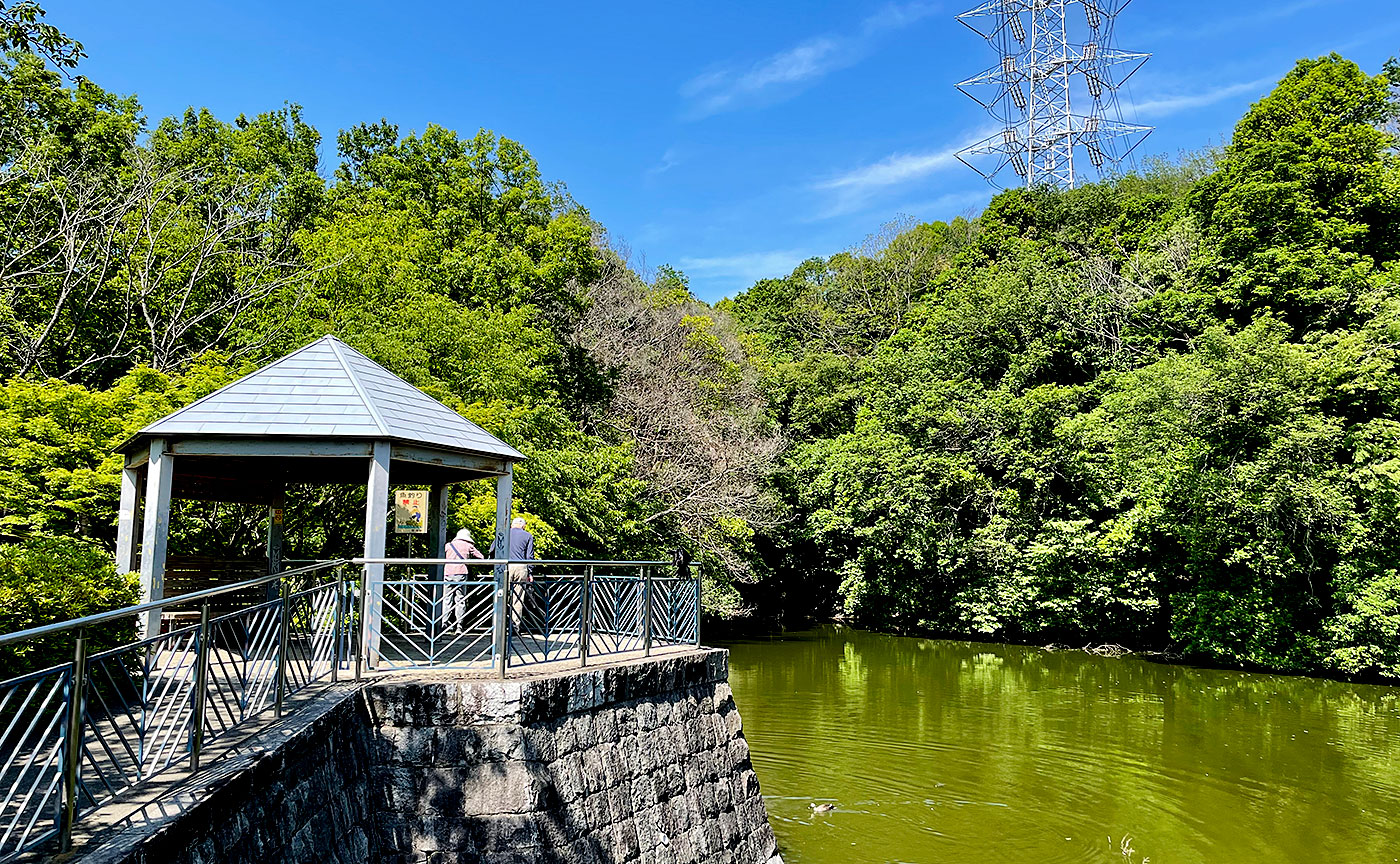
[0,4,1398,679]
[0,4,778,643]
[728,54,1400,680]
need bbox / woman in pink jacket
[443,528,483,633]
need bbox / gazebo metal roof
[125,335,524,460]
[115,334,524,640]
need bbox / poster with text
[394,489,428,534]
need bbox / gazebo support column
[361,440,390,668]
[428,483,448,629]
[115,463,142,578]
[429,483,449,579]
[493,465,513,678]
[138,439,174,639]
[265,486,285,601]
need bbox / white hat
[454,528,474,543]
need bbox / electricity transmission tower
[955,0,1151,188]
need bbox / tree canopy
[1,9,1398,683]
[0,11,777,624]
[729,54,1400,680]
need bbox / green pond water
[720,627,1400,864]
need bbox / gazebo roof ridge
[123,334,525,461]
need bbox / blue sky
[57,0,1399,301]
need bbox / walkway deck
[47,643,705,863]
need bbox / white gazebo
[115,335,525,642]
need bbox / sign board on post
[394,489,428,534]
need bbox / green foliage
[1191,55,1400,332]
[731,55,1400,679]
[0,361,238,543]
[0,1,81,70]
[0,536,138,676]
[2,8,1398,687]
[0,2,761,640]
[327,122,598,314]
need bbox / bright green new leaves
[0,360,238,543]
[733,55,1400,680]
[0,537,138,676]
[1192,55,1400,332]
[330,123,598,313]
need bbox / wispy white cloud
[677,250,811,285]
[681,2,937,119]
[887,189,991,219]
[810,130,987,219]
[646,147,683,177]
[818,148,962,192]
[1133,76,1277,119]
[1326,18,1400,55]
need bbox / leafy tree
[0,360,239,544]
[1190,55,1400,333]
[3,4,1400,687]
[0,537,137,677]
[729,55,1400,680]
[0,1,80,71]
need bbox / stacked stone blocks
[365,652,779,864]
[78,651,779,864]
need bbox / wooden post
[138,438,174,639]
[361,441,390,670]
[429,483,449,578]
[428,483,449,639]
[265,487,285,602]
[115,463,142,577]
[493,467,512,679]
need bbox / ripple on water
[723,628,1400,864]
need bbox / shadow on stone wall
[80,651,781,864]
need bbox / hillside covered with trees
[1,3,1399,680]
[0,3,779,643]
[729,54,1400,680]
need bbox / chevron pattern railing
[0,663,68,859]
[359,560,698,675]
[0,555,699,860]
[0,560,351,862]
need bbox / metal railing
[0,555,700,861]
[0,559,352,862]
[356,559,700,676]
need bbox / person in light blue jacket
[491,517,536,628]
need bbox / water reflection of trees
[728,627,1400,864]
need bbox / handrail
[0,558,351,648]
[355,558,673,567]
[0,557,683,648]
[0,551,701,861]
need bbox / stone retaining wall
[79,683,375,864]
[367,651,778,864]
[78,650,779,864]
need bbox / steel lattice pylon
[955,0,1152,188]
